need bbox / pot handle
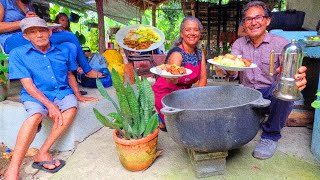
[250,98,271,108]
[160,106,184,115]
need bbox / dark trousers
[258,83,294,141]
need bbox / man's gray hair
[174,16,203,47]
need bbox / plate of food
[304,35,320,47]
[115,24,165,52]
[207,54,257,71]
[150,64,192,78]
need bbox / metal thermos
[272,39,303,101]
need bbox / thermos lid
[282,38,302,55]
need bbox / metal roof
[45,0,171,24]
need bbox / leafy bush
[0,52,8,83]
[93,69,159,140]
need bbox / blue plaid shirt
[9,43,78,105]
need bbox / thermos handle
[269,50,274,76]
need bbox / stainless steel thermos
[272,39,303,101]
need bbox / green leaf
[139,108,146,134]
[144,113,159,137]
[125,84,140,133]
[0,53,8,61]
[134,72,142,100]
[93,108,118,129]
[0,74,7,83]
[93,108,129,139]
[0,64,8,73]
[117,91,132,122]
[142,78,154,110]
[311,100,320,109]
[316,92,320,96]
[0,52,8,82]
[107,112,123,129]
[96,78,121,113]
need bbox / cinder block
[188,149,228,178]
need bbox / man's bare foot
[85,70,103,78]
[33,152,60,170]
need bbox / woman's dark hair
[241,1,271,18]
[21,0,30,5]
[54,12,70,31]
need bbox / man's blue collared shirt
[9,43,78,105]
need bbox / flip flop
[80,90,88,95]
[160,126,167,132]
[158,115,167,132]
[32,159,65,173]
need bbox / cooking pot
[161,86,270,152]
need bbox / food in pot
[213,54,252,67]
[123,25,161,50]
[157,64,187,75]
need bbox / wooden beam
[96,0,106,53]
[143,0,156,6]
[191,1,195,17]
[143,0,170,7]
[152,5,156,26]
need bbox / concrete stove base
[188,149,228,178]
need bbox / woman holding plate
[152,16,207,131]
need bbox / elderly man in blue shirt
[5,17,97,179]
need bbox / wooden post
[152,5,156,27]
[191,3,195,17]
[96,0,106,53]
[191,0,195,17]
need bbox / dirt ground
[0,143,11,178]
[0,142,72,179]
[0,143,40,179]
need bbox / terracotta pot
[113,128,160,171]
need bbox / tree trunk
[96,0,106,53]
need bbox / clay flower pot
[113,128,161,171]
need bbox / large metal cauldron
[161,86,270,152]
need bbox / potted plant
[0,52,8,101]
[93,69,161,171]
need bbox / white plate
[207,59,257,71]
[115,24,165,52]
[150,67,192,78]
[46,23,62,28]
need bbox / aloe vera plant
[93,68,159,140]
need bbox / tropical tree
[49,2,185,52]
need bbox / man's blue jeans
[258,83,294,141]
[4,31,92,73]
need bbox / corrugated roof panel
[46,0,143,24]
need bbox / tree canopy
[49,1,184,53]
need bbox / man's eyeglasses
[243,15,267,24]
